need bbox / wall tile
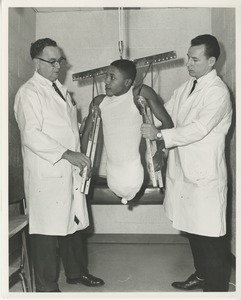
[91,205,179,234]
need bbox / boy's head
[105,59,137,97]
[111,59,137,82]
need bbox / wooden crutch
[80,105,101,194]
[137,95,163,188]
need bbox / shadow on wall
[215,42,226,76]
[58,47,70,85]
[216,42,236,257]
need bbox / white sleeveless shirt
[99,88,144,201]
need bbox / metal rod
[84,116,101,194]
[146,106,164,188]
[80,107,101,194]
[72,50,177,81]
[136,96,164,188]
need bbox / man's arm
[141,86,232,147]
[14,87,92,176]
[134,84,173,172]
[14,88,68,164]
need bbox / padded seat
[86,176,165,205]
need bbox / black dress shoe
[66,274,105,287]
[172,273,205,290]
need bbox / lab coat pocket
[182,146,218,186]
[38,158,63,178]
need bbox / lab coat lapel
[176,80,194,125]
[176,70,218,125]
[52,81,75,127]
[189,70,217,97]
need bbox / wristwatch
[156,130,163,140]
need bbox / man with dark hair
[82,59,173,204]
[14,38,104,292]
[141,34,232,292]
[30,38,57,59]
[191,34,220,60]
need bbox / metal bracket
[72,50,177,81]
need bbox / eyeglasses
[37,57,66,67]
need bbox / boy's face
[105,65,131,97]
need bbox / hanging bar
[118,7,124,59]
[133,50,177,67]
[72,66,109,81]
[72,50,177,81]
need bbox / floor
[9,236,236,296]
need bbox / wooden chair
[9,198,33,292]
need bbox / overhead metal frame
[72,50,177,81]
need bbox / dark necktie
[189,79,197,95]
[52,82,66,101]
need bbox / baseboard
[86,233,189,244]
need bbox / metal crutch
[80,105,101,194]
[137,95,163,188]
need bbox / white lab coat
[14,72,89,235]
[161,70,232,237]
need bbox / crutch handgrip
[80,106,101,194]
[136,96,163,188]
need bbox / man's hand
[62,150,91,178]
[141,123,158,140]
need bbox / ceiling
[32,7,141,13]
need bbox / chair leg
[21,230,33,292]
[19,273,27,292]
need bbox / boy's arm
[81,94,104,154]
[134,84,174,129]
[134,84,173,172]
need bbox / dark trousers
[30,231,89,292]
[187,233,229,292]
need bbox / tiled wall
[211,8,236,255]
[88,205,178,234]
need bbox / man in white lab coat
[141,34,233,292]
[14,38,104,292]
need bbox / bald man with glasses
[14,38,104,292]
